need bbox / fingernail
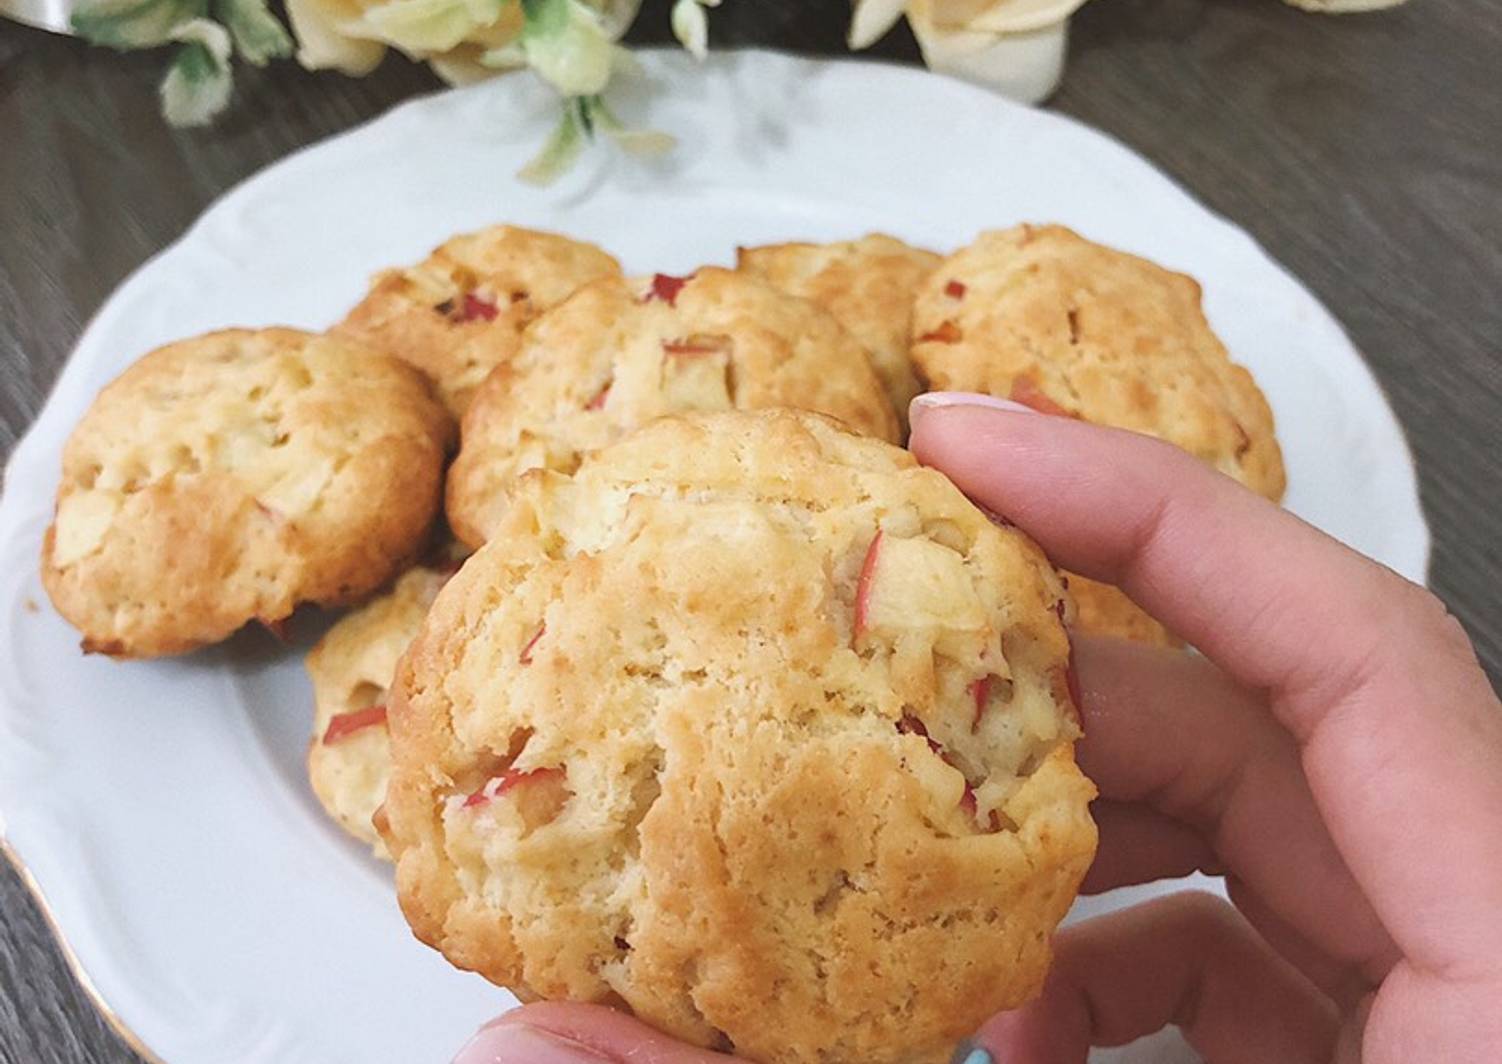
[909,391,1039,429]
[949,1041,995,1064]
[453,1022,616,1064]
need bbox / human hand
[452,394,1502,1064]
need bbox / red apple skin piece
[1009,377,1073,417]
[323,704,388,745]
[944,280,967,299]
[463,767,565,809]
[646,273,689,306]
[917,320,962,344]
[1065,636,1083,717]
[461,293,499,322]
[853,530,884,643]
[897,713,998,829]
[259,616,292,642]
[969,676,991,732]
[585,382,611,411]
[520,623,546,664]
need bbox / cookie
[444,268,901,548]
[383,410,1097,1064]
[737,234,940,433]
[1067,576,1178,648]
[41,328,452,658]
[912,224,1285,498]
[306,564,452,857]
[912,224,1287,646]
[333,224,621,416]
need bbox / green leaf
[590,96,675,157]
[158,18,234,126]
[608,43,642,78]
[586,0,641,39]
[522,0,613,96]
[517,99,588,185]
[72,0,205,49]
[214,0,291,64]
[520,0,566,36]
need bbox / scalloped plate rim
[0,48,1429,1064]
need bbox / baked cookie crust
[307,565,451,857]
[41,327,452,658]
[334,224,621,416]
[385,410,1096,1064]
[445,268,900,548]
[738,233,940,435]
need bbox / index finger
[909,396,1502,974]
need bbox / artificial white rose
[285,0,635,89]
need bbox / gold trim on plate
[0,835,167,1064]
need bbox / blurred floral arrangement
[61,0,1406,180]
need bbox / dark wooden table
[2,0,1499,1059]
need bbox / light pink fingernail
[453,1023,616,1064]
[909,391,1039,428]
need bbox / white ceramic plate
[0,49,1428,1064]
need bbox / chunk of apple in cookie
[857,533,988,655]
[50,490,121,567]
[659,338,733,412]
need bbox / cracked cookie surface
[41,327,452,658]
[445,268,900,548]
[384,409,1096,1064]
[738,233,939,434]
[333,224,621,417]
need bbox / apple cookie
[444,268,901,548]
[307,564,456,857]
[383,410,1097,1064]
[41,328,452,658]
[913,223,1286,646]
[1066,576,1177,648]
[912,224,1285,497]
[737,233,940,433]
[333,224,621,416]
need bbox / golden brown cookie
[912,224,1287,646]
[912,224,1284,498]
[333,224,621,416]
[306,565,452,857]
[41,328,452,658]
[383,410,1097,1064]
[444,268,901,548]
[1066,576,1178,648]
[737,234,940,434]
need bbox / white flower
[924,0,1087,34]
[670,0,718,61]
[1283,0,1407,9]
[283,0,636,88]
[848,0,906,49]
[159,18,234,125]
[360,0,506,53]
[284,0,388,73]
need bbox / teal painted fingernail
[950,1043,993,1064]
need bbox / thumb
[454,1002,738,1064]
